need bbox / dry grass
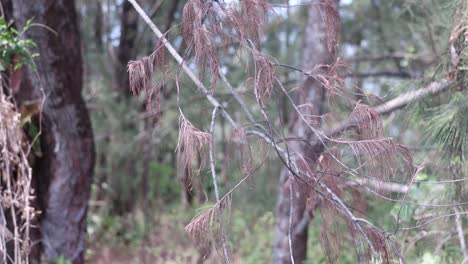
[176,116,211,179]
[0,77,37,264]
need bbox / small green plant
[0,17,42,149]
[55,256,72,264]
[0,17,38,71]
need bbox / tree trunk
[177,153,193,208]
[114,0,138,96]
[12,1,95,263]
[272,1,339,263]
[1,0,13,21]
[94,0,104,52]
[164,0,181,32]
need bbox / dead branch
[455,207,468,259]
[209,107,230,263]
[346,54,405,63]
[321,79,453,143]
[347,178,409,194]
[374,79,452,114]
[345,71,411,79]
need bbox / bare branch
[401,211,468,231]
[346,54,405,63]
[209,107,231,264]
[455,207,468,259]
[288,175,296,264]
[322,79,453,142]
[344,71,410,79]
[374,79,452,115]
[347,178,409,194]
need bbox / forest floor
[85,206,229,264]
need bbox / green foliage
[88,208,147,246]
[149,161,179,201]
[88,210,123,244]
[55,256,72,264]
[421,252,441,264]
[0,17,38,71]
[424,92,467,157]
[233,211,275,263]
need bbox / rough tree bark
[272,1,339,263]
[12,1,95,263]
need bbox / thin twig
[455,207,468,258]
[288,174,296,264]
[209,107,230,264]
